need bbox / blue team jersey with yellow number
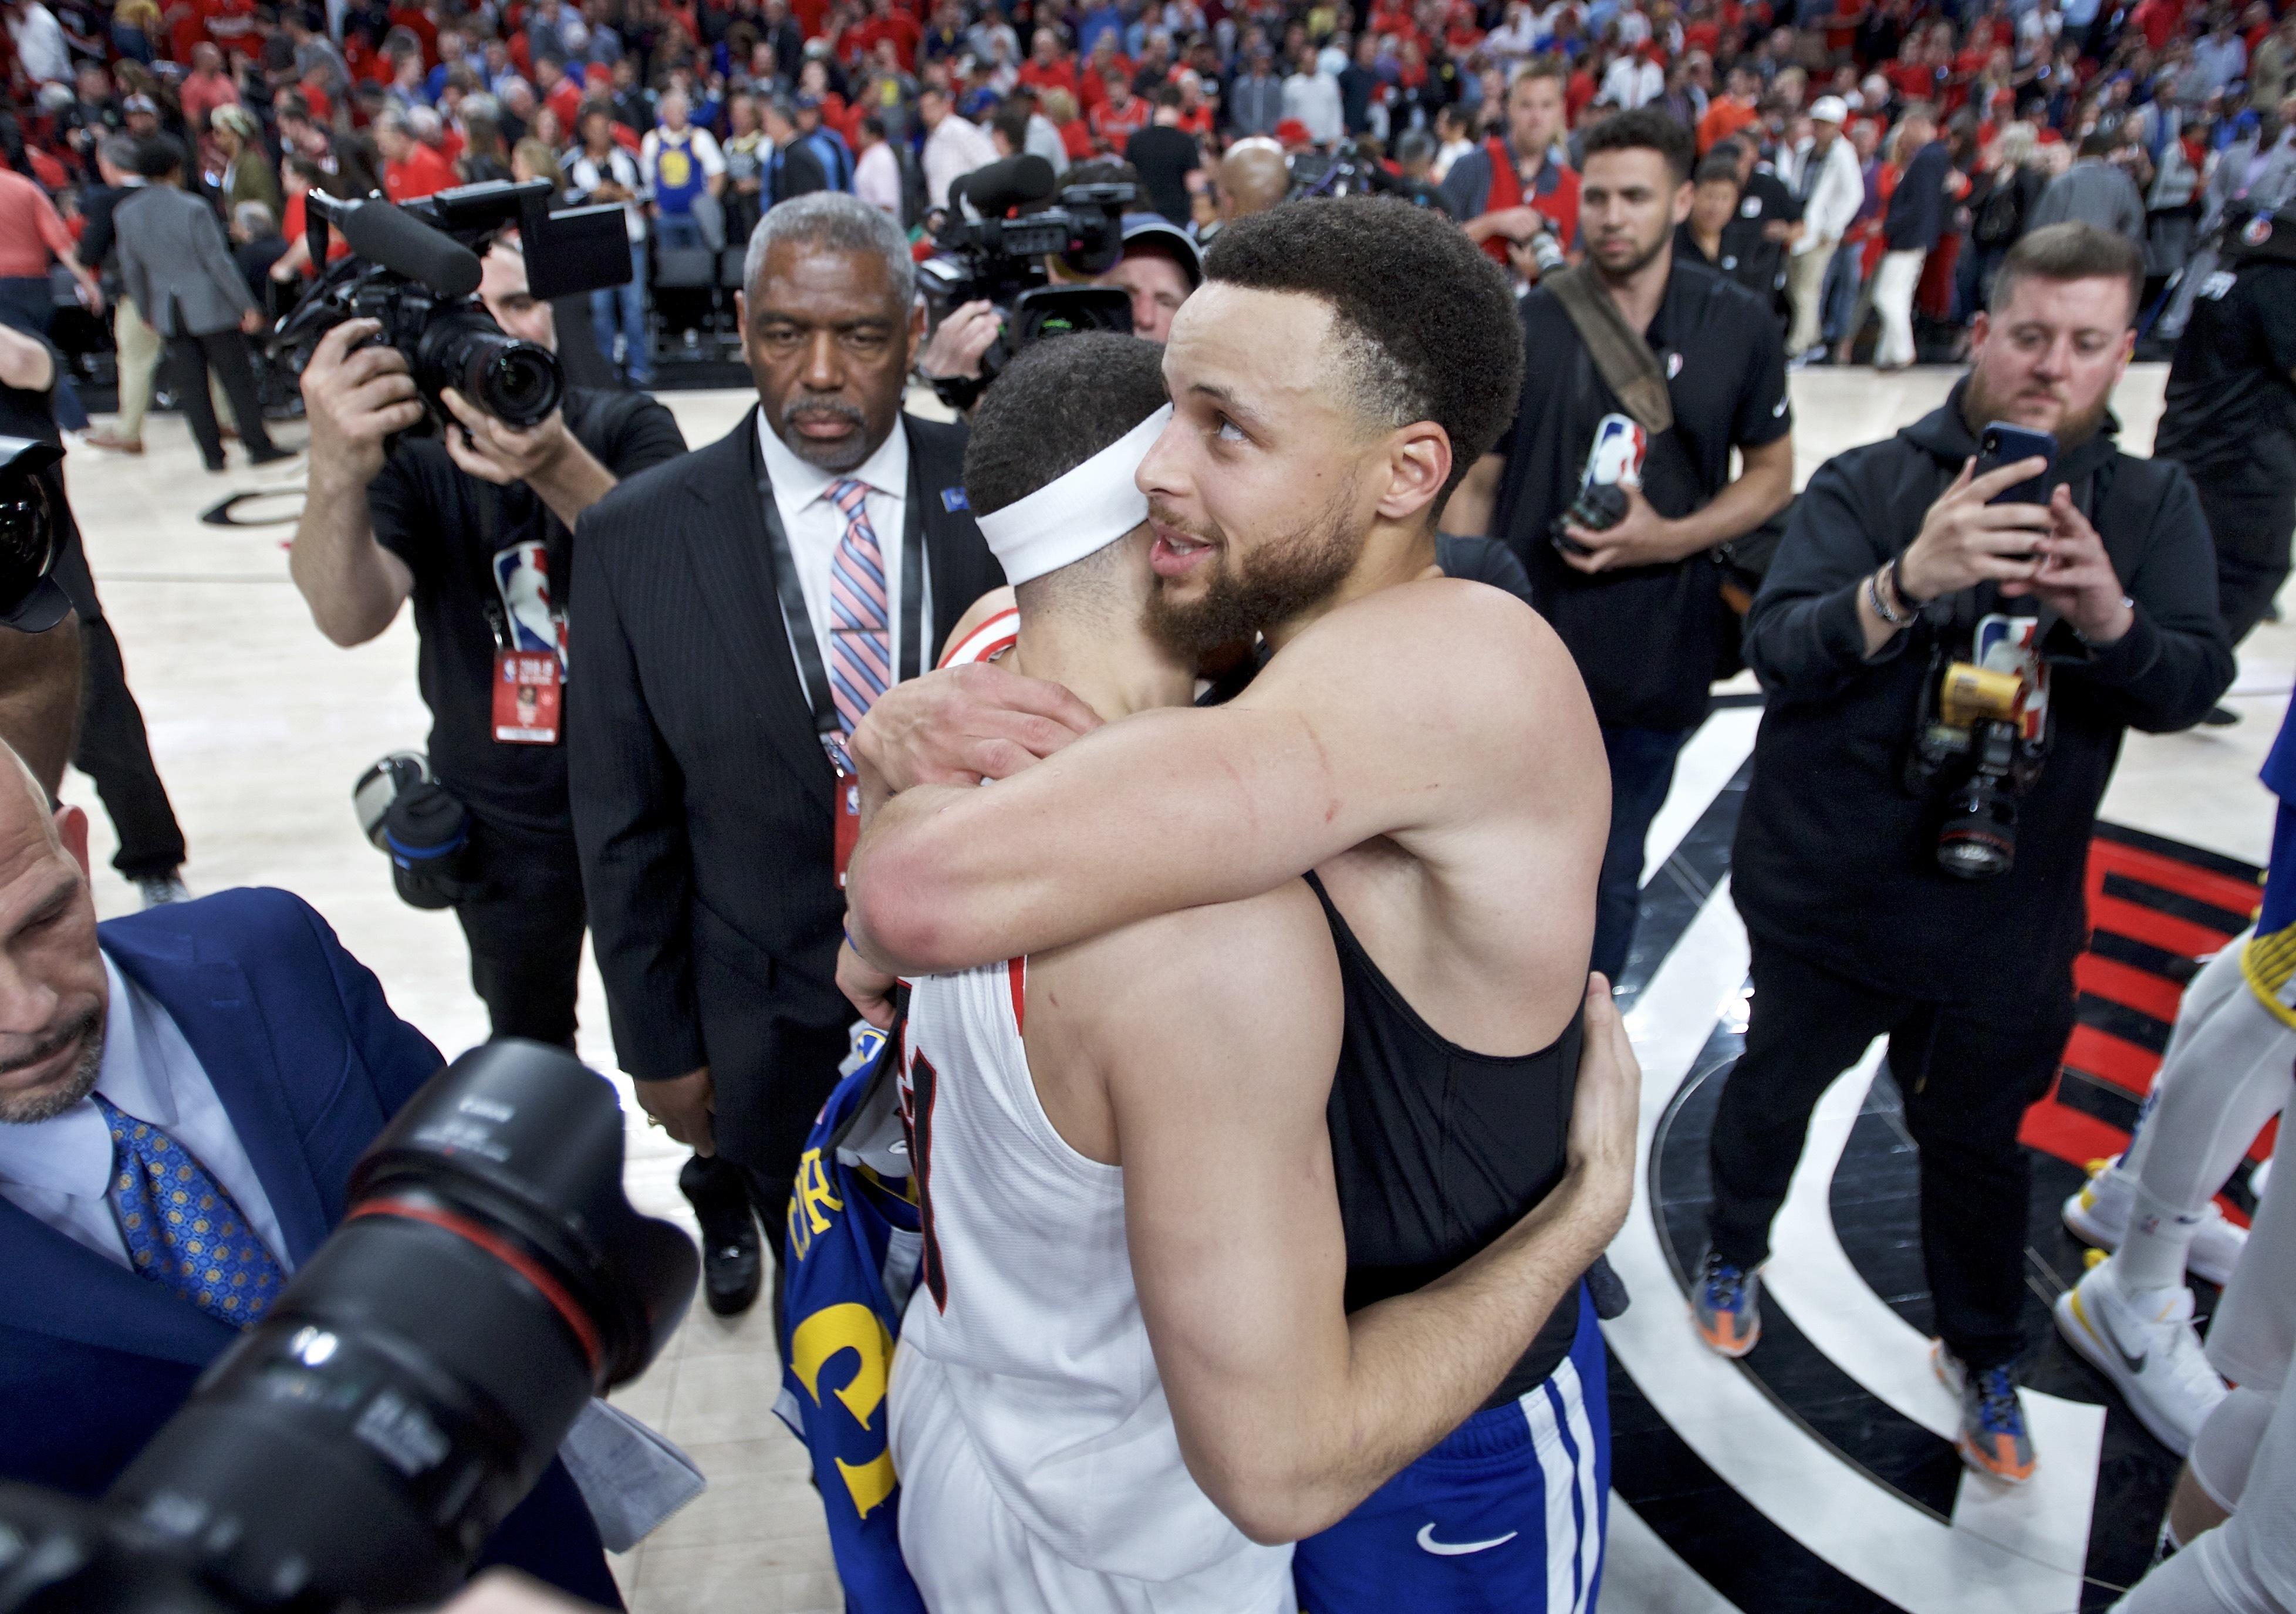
[774,1028,929,1614]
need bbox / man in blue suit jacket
[0,752,621,1608]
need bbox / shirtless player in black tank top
[846,200,1624,1612]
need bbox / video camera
[0,1042,697,1614]
[917,156,1136,396]
[1287,140,1453,215]
[272,180,632,430]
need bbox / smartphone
[1976,421,2056,504]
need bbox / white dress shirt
[0,953,291,1273]
[923,114,1000,210]
[756,415,924,688]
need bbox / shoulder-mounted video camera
[918,156,1136,397]
[271,180,632,431]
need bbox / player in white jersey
[871,335,1637,1614]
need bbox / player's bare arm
[1028,893,1637,1544]
[848,578,1602,992]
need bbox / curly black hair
[964,332,1170,518]
[1201,195,1524,504]
[1580,106,1697,184]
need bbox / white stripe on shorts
[1521,1375,1586,1614]
[1551,1355,1604,1612]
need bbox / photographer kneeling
[1690,225,2234,1483]
[288,234,687,1052]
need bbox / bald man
[0,742,622,1605]
[1217,137,1292,225]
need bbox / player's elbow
[1183,1436,1350,1546]
[846,835,968,974]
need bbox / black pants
[452,815,586,1048]
[70,615,187,880]
[1705,935,2074,1370]
[165,328,276,465]
[2200,488,2294,649]
[738,1015,852,1261]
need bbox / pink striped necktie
[825,478,892,751]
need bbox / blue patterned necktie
[93,1092,285,1328]
[825,477,892,751]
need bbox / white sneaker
[2061,1155,2247,1287]
[2054,1264,2227,1456]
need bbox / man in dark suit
[0,747,618,1606]
[112,134,293,473]
[571,193,1003,1262]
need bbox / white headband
[974,404,1171,587]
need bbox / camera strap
[754,447,927,762]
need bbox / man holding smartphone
[1688,224,2233,1483]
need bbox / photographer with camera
[0,739,623,1607]
[1689,224,2233,1484]
[287,226,686,1058]
[1447,108,1795,986]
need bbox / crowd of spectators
[5,0,2296,391]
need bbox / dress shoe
[680,1154,763,1316]
[83,430,143,454]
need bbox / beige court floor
[52,362,2287,1613]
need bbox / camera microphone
[332,198,485,299]
[954,154,1057,218]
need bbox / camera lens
[0,473,56,613]
[417,306,566,430]
[1936,776,2017,879]
[474,340,563,429]
[100,1044,696,1610]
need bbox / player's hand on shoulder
[850,661,1103,793]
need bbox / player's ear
[1376,422,1450,527]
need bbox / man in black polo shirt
[288,236,687,1051]
[1451,107,1794,984]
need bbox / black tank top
[1305,872,1586,1409]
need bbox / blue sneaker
[1933,1343,2037,1484]
[1690,1248,1761,1358]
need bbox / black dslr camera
[917,156,1136,399]
[272,180,632,430]
[0,1042,696,1614]
[1905,643,2047,879]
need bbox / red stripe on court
[2074,954,2188,1026]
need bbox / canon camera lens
[94,1043,695,1610]
[416,305,565,429]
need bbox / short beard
[1961,373,2112,450]
[1593,226,1672,286]
[0,1007,104,1126]
[778,397,874,472]
[1143,477,1361,659]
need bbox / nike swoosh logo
[2086,1293,2147,1375]
[1416,1524,1519,1556]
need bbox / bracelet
[1866,567,1907,626]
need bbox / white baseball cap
[1810,95,1849,125]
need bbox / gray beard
[0,1011,105,1126]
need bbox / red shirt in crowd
[179,69,239,134]
[1091,91,1153,147]
[384,141,457,201]
[0,168,78,279]
[1017,55,1079,98]
[1697,94,1757,152]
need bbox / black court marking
[2093,821,2266,886]
[1606,1355,1907,1614]
[2075,991,2172,1057]
[2098,872,2256,939]
[2086,928,2203,987]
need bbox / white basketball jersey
[891,957,1292,1599]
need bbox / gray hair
[406,105,444,142]
[234,200,276,235]
[99,132,141,171]
[742,191,916,315]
